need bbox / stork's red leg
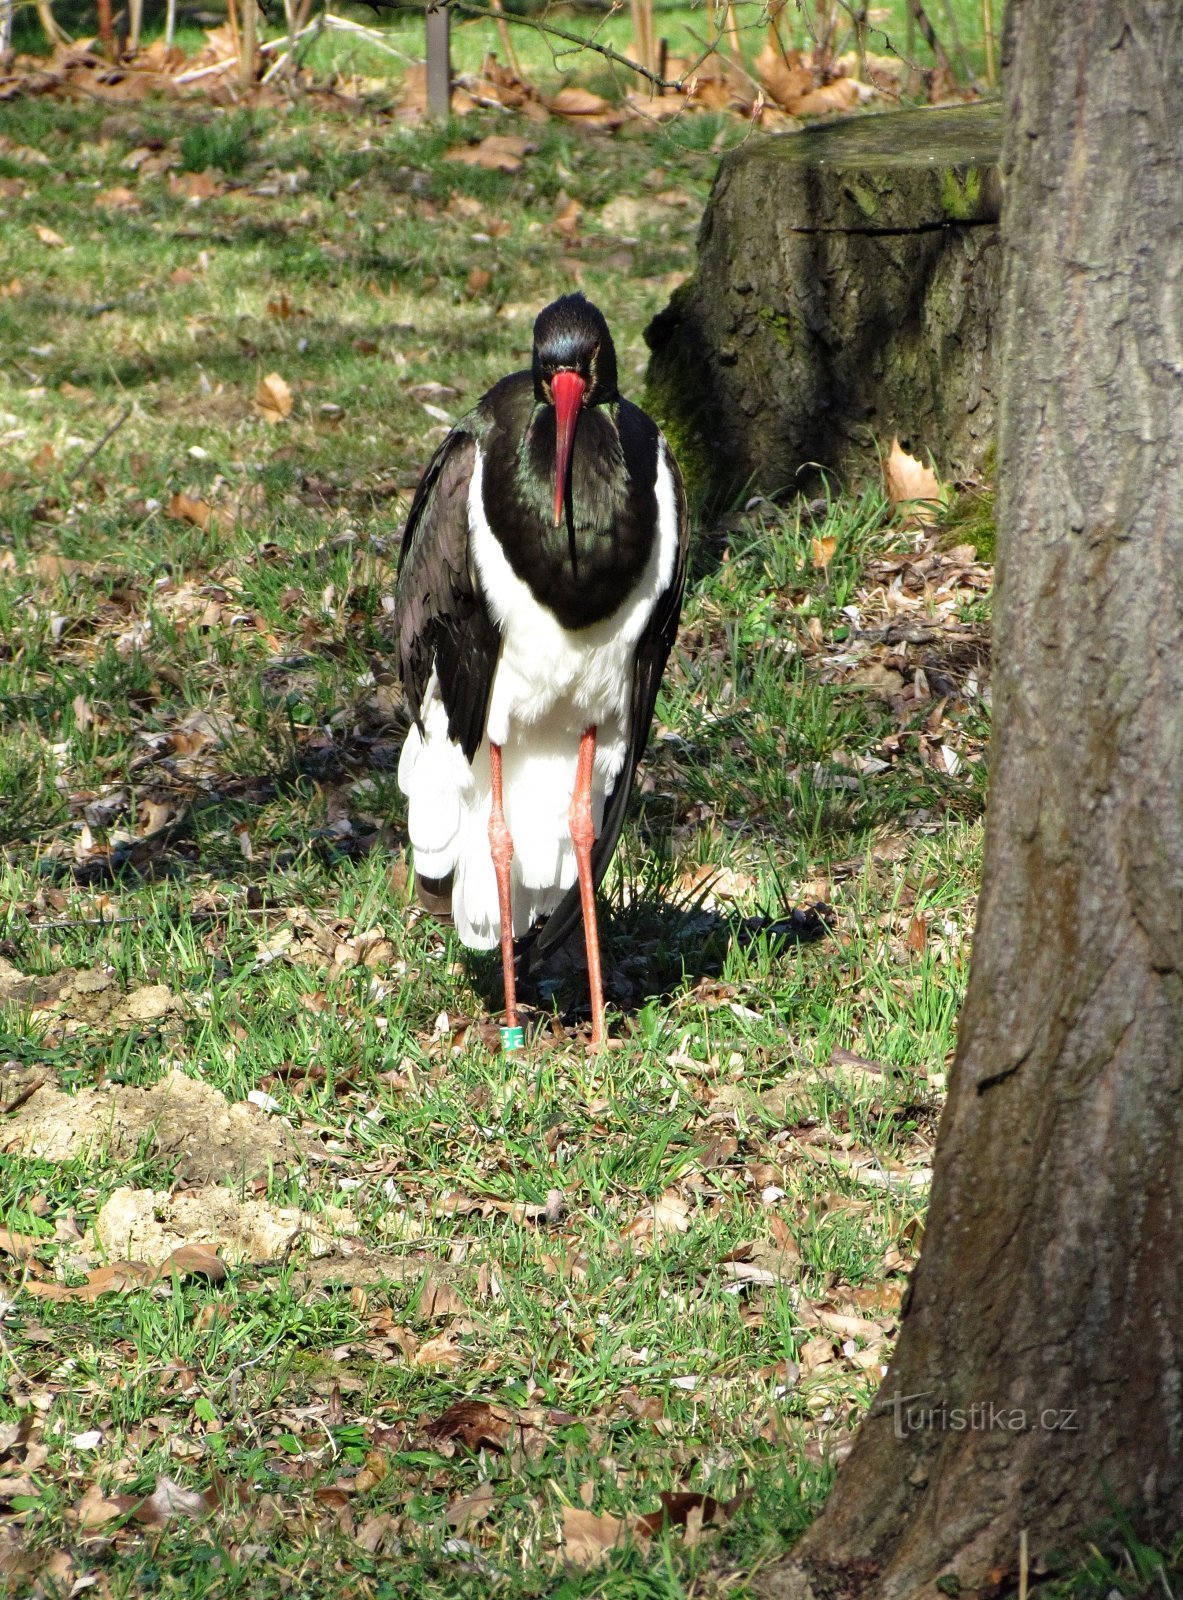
[570,726,606,1048]
[488,741,518,1032]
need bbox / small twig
[1,1076,47,1116]
[907,0,954,79]
[69,403,132,483]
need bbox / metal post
[426,2,451,119]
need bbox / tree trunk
[644,104,1002,506]
[759,3,1183,1595]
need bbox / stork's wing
[529,442,689,962]
[396,427,502,763]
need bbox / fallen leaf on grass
[77,1481,134,1527]
[465,266,492,297]
[885,438,944,524]
[154,1243,227,1283]
[754,38,814,108]
[0,1227,41,1262]
[133,1475,213,1525]
[547,86,620,124]
[94,185,138,210]
[811,533,837,569]
[416,1271,467,1321]
[413,1330,464,1369]
[792,78,862,115]
[166,491,232,533]
[444,1480,495,1533]
[23,1261,156,1302]
[424,1399,513,1454]
[168,170,222,201]
[34,224,65,247]
[443,134,530,172]
[623,1187,691,1244]
[253,371,293,423]
[636,1489,741,1540]
[561,1504,638,1565]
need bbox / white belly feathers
[397,440,680,949]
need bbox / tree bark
[760,2,1183,1595]
[644,104,1002,505]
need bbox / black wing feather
[529,443,689,960]
[396,427,501,764]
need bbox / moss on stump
[645,103,1003,504]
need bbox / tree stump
[645,104,1003,503]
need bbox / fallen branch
[70,403,132,482]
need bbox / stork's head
[532,293,618,526]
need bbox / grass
[0,54,993,1600]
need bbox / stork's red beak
[551,369,586,527]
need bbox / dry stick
[34,0,69,47]
[938,0,972,82]
[240,0,257,86]
[70,404,132,483]
[1,1077,47,1117]
[982,0,996,85]
[908,0,954,79]
[96,0,114,55]
[225,0,241,69]
[488,0,522,79]
[724,0,743,70]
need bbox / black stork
[395,293,688,1049]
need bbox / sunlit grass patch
[0,79,989,1597]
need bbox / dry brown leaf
[0,1227,41,1262]
[354,1449,389,1493]
[625,1187,690,1244]
[166,492,231,533]
[444,1479,495,1532]
[23,1261,155,1302]
[168,170,222,201]
[253,371,293,424]
[792,78,861,115]
[416,1271,467,1321]
[413,1330,465,1369]
[811,533,837,569]
[77,1481,133,1527]
[465,266,493,297]
[132,1475,211,1525]
[153,1244,228,1283]
[754,37,813,109]
[561,1504,636,1565]
[906,912,928,954]
[636,1490,738,1538]
[443,134,530,173]
[548,86,620,124]
[34,223,65,247]
[885,437,944,523]
[424,1399,514,1453]
[798,1334,837,1372]
[554,196,582,239]
[94,185,138,210]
